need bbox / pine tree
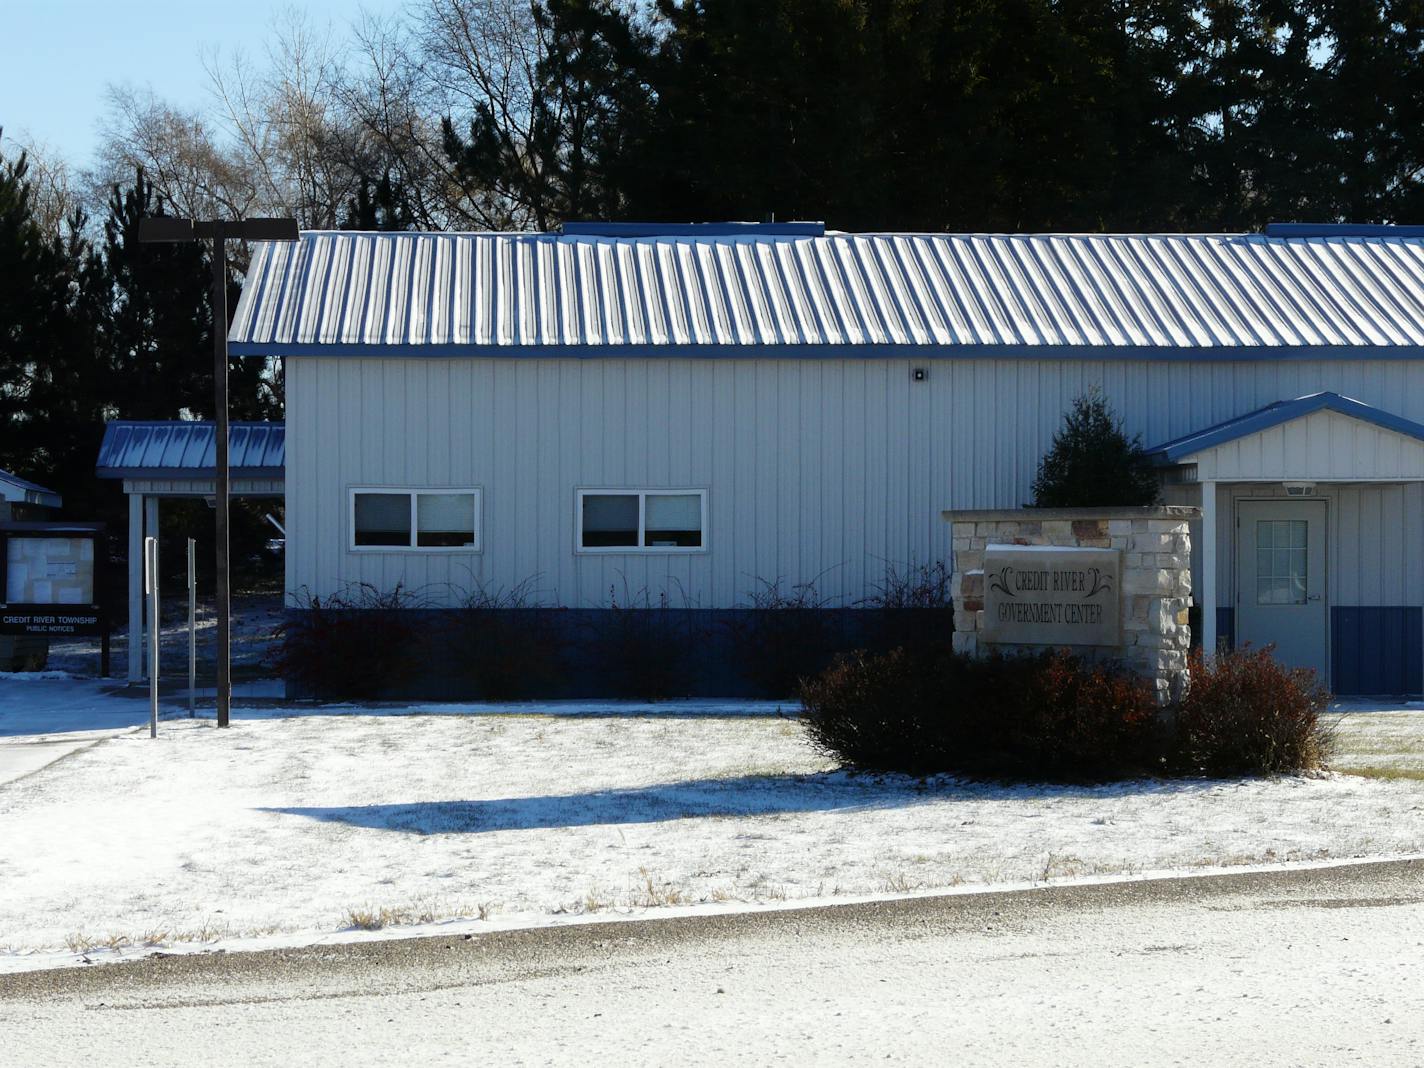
[1031,390,1161,508]
[97,168,278,422]
[0,135,104,496]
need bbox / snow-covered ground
[1,677,1422,972]
[44,593,283,679]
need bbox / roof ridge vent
[559,220,825,238]
[1264,222,1424,239]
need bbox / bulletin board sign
[0,523,105,637]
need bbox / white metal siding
[1194,409,1424,481]
[286,355,1424,610]
[1209,482,1424,608]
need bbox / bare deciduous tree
[91,84,261,222]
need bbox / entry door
[1236,499,1328,681]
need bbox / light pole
[138,216,299,727]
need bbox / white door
[1236,499,1328,682]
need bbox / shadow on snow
[259,772,1223,835]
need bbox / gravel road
[4,859,1422,1067]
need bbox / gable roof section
[1145,392,1424,464]
[96,421,285,480]
[229,230,1424,359]
[0,468,61,508]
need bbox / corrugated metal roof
[229,230,1424,358]
[0,468,62,508]
[96,421,285,479]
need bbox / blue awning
[96,421,285,480]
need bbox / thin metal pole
[212,228,232,729]
[145,536,159,739]
[188,537,197,717]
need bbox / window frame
[348,486,483,553]
[574,488,709,555]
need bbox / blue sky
[2,1,402,168]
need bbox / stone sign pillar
[942,506,1198,703]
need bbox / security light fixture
[138,216,299,727]
[1283,481,1317,496]
[912,367,927,382]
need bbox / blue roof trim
[96,420,285,480]
[0,467,62,508]
[1265,223,1424,239]
[229,341,1424,362]
[1146,392,1424,463]
[560,221,826,238]
[99,467,286,481]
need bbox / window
[577,490,706,552]
[351,489,480,551]
[1255,519,1307,605]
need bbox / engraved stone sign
[981,545,1121,647]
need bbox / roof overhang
[0,469,62,509]
[1146,392,1424,465]
[1146,393,1424,483]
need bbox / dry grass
[344,898,493,930]
[1329,711,1424,781]
[629,868,687,907]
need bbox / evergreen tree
[1031,390,1161,508]
[96,169,277,422]
[0,135,105,498]
[340,171,415,232]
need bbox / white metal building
[228,221,1424,694]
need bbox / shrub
[858,561,955,652]
[443,578,567,699]
[1173,647,1333,775]
[995,650,1160,778]
[800,647,1160,781]
[273,583,425,699]
[584,582,696,700]
[1031,387,1160,507]
[799,646,960,774]
[726,577,840,697]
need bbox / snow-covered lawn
[1,680,1423,970]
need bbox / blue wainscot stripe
[1331,607,1424,696]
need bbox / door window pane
[354,493,411,546]
[582,494,639,547]
[417,493,476,547]
[644,493,702,547]
[1255,519,1307,605]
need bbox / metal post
[212,227,232,729]
[1200,480,1218,658]
[128,493,143,682]
[188,537,197,717]
[139,214,296,729]
[145,536,159,738]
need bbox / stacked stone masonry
[944,507,1198,704]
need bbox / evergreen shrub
[1032,388,1161,507]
